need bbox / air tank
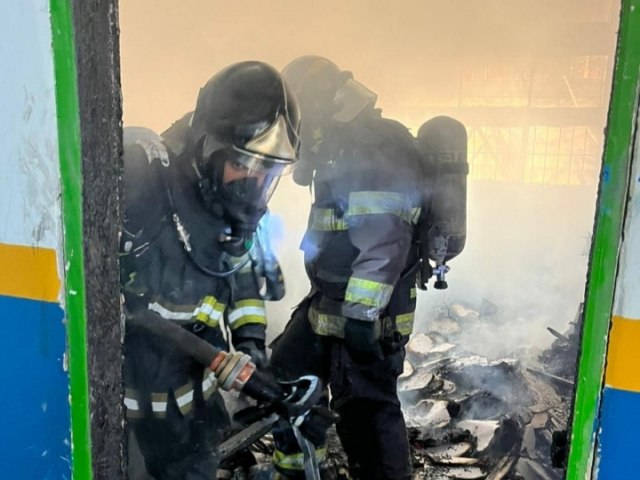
[415,116,468,290]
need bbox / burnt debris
[398,301,581,480]
[220,301,580,480]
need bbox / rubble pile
[535,305,581,397]
[222,301,580,480]
[399,301,581,480]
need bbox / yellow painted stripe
[0,243,60,303]
[604,316,640,392]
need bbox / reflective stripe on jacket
[273,446,327,472]
[307,294,416,339]
[302,114,424,328]
[124,369,218,419]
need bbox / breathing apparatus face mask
[195,146,288,255]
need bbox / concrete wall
[0,1,71,477]
[71,0,124,476]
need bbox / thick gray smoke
[265,176,597,360]
[413,181,597,359]
[119,0,618,361]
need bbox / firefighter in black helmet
[120,61,300,479]
[265,56,424,480]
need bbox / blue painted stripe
[0,295,71,479]
[596,387,640,479]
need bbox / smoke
[263,179,311,339]
[413,181,597,361]
[119,0,618,357]
[263,179,598,356]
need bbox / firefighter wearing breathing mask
[120,61,300,479]
[263,56,424,480]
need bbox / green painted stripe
[49,1,93,479]
[566,1,640,478]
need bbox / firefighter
[264,56,424,480]
[121,61,301,480]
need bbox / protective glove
[278,375,339,445]
[278,375,324,417]
[235,338,268,369]
[241,368,285,405]
[233,324,269,368]
[343,318,384,363]
[291,405,339,446]
[238,374,338,444]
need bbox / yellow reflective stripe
[347,191,415,223]
[227,298,267,329]
[308,307,348,338]
[309,305,414,338]
[124,390,169,418]
[345,277,393,309]
[229,315,267,329]
[273,447,327,470]
[308,204,420,232]
[151,392,168,418]
[410,287,417,299]
[147,295,225,327]
[194,296,226,327]
[308,206,348,232]
[395,312,415,336]
[233,298,265,308]
[308,305,385,339]
[125,374,219,420]
[124,401,144,419]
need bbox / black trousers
[269,300,412,480]
[125,320,230,480]
[128,392,229,480]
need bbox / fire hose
[126,311,326,478]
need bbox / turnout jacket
[302,112,423,338]
[120,125,275,417]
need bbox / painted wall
[595,107,640,478]
[0,1,72,478]
[0,1,633,478]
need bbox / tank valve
[433,264,450,290]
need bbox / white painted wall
[0,0,61,250]
[0,4,72,477]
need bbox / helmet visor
[222,163,281,208]
[231,146,296,177]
